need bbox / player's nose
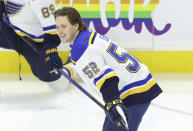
[57,28,63,34]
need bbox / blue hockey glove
[42,44,63,73]
[105,97,129,130]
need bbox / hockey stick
[20,36,105,110]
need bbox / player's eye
[61,25,66,28]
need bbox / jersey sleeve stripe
[94,68,117,90]
[43,25,57,35]
[43,25,56,31]
[62,67,71,77]
[120,79,157,100]
[44,30,57,35]
[15,32,43,42]
[14,31,43,42]
[12,25,44,42]
[120,73,153,93]
[119,73,157,99]
[63,65,75,78]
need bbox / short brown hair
[54,7,88,32]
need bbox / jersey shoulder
[71,29,97,64]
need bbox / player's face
[56,16,79,44]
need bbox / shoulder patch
[6,1,24,16]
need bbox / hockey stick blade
[116,106,129,130]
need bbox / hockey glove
[105,97,129,130]
[42,44,63,73]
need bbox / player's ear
[74,23,79,30]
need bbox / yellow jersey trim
[15,31,43,42]
[96,72,117,90]
[120,79,157,100]
[88,31,95,45]
[65,65,75,78]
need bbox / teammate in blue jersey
[0,0,69,91]
[54,7,162,131]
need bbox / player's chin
[61,38,67,43]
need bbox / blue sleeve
[100,76,120,103]
[42,33,61,48]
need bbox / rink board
[0,51,193,73]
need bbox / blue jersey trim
[71,30,92,63]
[12,25,44,39]
[43,25,56,32]
[94,68,114,85]
[120,73,152,94]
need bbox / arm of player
[40,34,63,72]
[30,0,63,71]
[101,77,129,130]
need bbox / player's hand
[42,44,63,73]
[105,97,129,130]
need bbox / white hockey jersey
[68,29,162,106]
[5,0,57,42]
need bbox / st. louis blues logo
[6,1,24,16]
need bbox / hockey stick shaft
[57,68,104,109]
[20,36,105,110]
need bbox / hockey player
[54,7,162,131]
[0,0,69,91]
